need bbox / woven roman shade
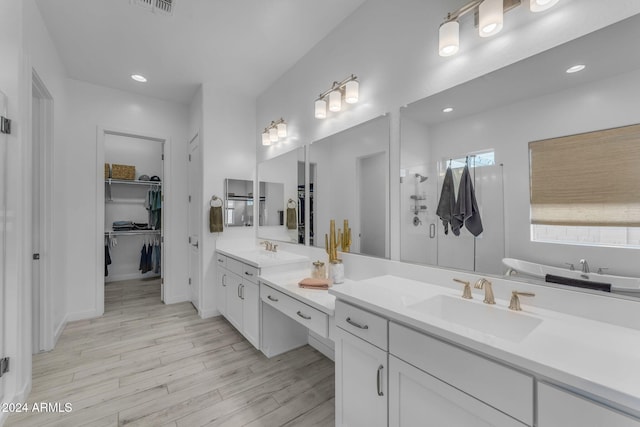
[529,124,640,226]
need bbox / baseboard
[65,309,102,323]
[105,273,160,283]
[308,332,335,361]
[199,308,220,319]
[163,294,189,305]
[0,379,33,424]
[53,314,68,346]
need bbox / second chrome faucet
[474,278,495,305]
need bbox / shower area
[400,115,506,275]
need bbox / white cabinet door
[389,355,525,427]
[225,272,243,332]
[538,383,640,427]
[335,327,387,427]
[215,267,228,316]
[242,280,260,349]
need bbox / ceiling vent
[131,0,174,16]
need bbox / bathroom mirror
[224,178,254,227]
[399,15,640,297]
[257,147,306,244]
[309,114,390,258]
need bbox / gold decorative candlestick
[341,219,351,252]
[325,219,340,262]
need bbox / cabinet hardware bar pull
[218,258,224,262]
[296,311,311,320]
[377,365,384,396]
[238,284,241,298]
[222,274,226,287]
[346,317,369,329]
[244,271,254,276]
[240,284,244,300]
[267,295,278,302]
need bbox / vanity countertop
[330,275,640,416]
[216,246,309,268]
[259,268,356,316]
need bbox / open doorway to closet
[98,129,167,313]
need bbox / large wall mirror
[309,114,390,258]
[257,147,306,244]
[400,15,640,297]
[224,178,254,227]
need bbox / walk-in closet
[103,132,164,303]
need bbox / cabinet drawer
[335,300,388,351]
[241,264,259,284]
[215,253,227,268]
[390,322,534,426]
[261,284,329,338]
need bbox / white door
[0,90,8,401]
[187,135,201,311]
[358,152,387,258]
[335,327,387,427]
[389,355,523,427]
[32,94,41,353]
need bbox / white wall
[427,67,640,278]
[200,85,256,317]
[256,0,640,260]
[65,78,190,315]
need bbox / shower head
[415,173,428,183]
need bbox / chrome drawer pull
[222,274,226,287]
[296,311,311,320]
[377,365,384,396]
[267,295,278,302]
[346,317,369,330]
[217,258,224,263]
[244,271,254,276]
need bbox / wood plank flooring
[7,278,335,426]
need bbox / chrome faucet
[579,259,589,273]
[474,278,495,305]
[453,278,472,299]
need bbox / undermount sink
[407,295,543,343]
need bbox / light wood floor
[7,278,335,426]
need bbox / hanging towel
[452,165,483,237]
[210,206,223,232]
[436,166,456,235]
[286,207,297,230]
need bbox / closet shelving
[104,230,161,236]
[105,179,162,202]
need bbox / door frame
[31,70,54,352]
[187,133,203,313]
[96,127,170,315]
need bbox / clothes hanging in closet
[145,188,162,230]
[154,241,161,274]
[105,237,112,277]
[139,242,155,274]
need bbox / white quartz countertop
[330,275,640,416]
[216,246,309,268]
[259,268,356,316]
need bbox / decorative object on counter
[209,195,223,233]
[111,164,136,180]
[311,260,326,279]
[453,278,473,299]
[330,258,344,284]
[340,219,351,253]
[314,74,359,119]
[261,118,287,146]
[104,163,110,179]
[298,277,331,290]
[325,219,339,262]
[286,199,297,230]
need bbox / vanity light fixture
[566,64,586,74]
[131,74,147,83]
[314,74,359,119]
[261,118,287,146]
[439,0,559,57]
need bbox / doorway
[187,134,202,313]
[0,89,8,400]
[358,152,387,258]
[31,71,54,353]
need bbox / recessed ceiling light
[443,107,454,113]
[566,65,586,74]
[131,74,147,83]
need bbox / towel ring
[210,196,223,207]
[287,198,296,209]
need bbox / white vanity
[331,275,640,427]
